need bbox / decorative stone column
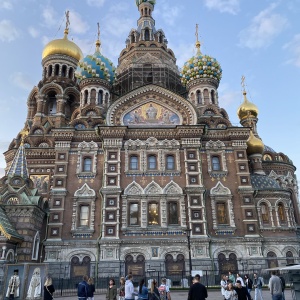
[1,246,7,260]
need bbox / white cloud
[156,0,181,26]
[0,20,19,42]
[238,3,288,49]
[167,42,194,69]
[69,10,89,34]
[28,26,39,38]
[11,72,34,91]
[0,0,13,10]
[42,5,59,28]
[218,83,241,110]
[86,0,105,7]
[204,0,240,15]
[283,34,300,67]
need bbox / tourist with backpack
[158,278,170,300]
[244,274,253,297]
[253,273,264,300]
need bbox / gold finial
[95,22,101,52]
[19,128,29,146]
[195,24,201,55]
[241,75,246,93]
[64,10,70,36]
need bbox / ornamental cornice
[42,54,79,66]
[79,77,111,90]
[106,84,197,126]
[52,129,75,141]
[25,149,56,158]
[187,77,219,89]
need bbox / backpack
[158,285,167,300]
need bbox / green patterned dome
[181,54,222,85]
[136,0,156,6]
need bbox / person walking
[187,274,207,300]
[277,272,286,300]
[137,279,148,300]
[221,275,228,300]
[149,279,160,300]
[106,278,117,300]
[253,273,264,300]
[44,276,55,300]
[236,274,245,287]
[87,277,95,300]
[233,280,251,300]
[244,275,253,297]
[158,278,170,300]
[228,272,236,284]
[269,271,283,300]
[125,274,137,300]
[119,277,126,300]
[78,275,89,300]
[224,282,237,300]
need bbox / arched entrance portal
[218,253,238,274]
[165,254,185,276]
[267,251,278,268]
[70,256,91,278]
[125,254,145,276]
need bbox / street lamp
[185,227,193,286]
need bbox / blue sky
[0,0,300,181]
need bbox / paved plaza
[54,289,294,300]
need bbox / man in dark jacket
[187,274,208,300]
[78,275,89,300]
[234,280,251,300]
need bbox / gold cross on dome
[241,75,246,91]
[65,11,70,31]
[195,24,199,42]
[97,22,100,40]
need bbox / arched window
[44,67,47,79]
[80,205,89,226]
[197,90,202,104]
[148,203,159,225]
[211,90,215,104]
[217,202,227,224]
[145,7,148,15]
[48,92,57,115]
[261,203,269,223]
[145,29,150,41]
[148,155,157,170]
[166,155,175,170]
[286,251,295,265]
[130,156,139,170]
[84,90,88,104]
[131,33,135,43]
[98,90,103,104]
[212,156,221,171]
[62,65,67,77]
[129,203,139,225]
[54,64,59,76]
[83,157,92,172]
[48,65,53,77]
[32,231,40,260]
[278,203,285,223]
[69,67,74,79]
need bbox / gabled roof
[0,206,24,242]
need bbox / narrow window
[80,206,89,226]
[129,203,139,225]
[54,64,59,76]
[148,203,159,225]
[48,65,53,77]
[278,203,285,222]
[217,203,227,224]
[84,90,88,104]
[62,65,67,77]
[98,90,103,104]
[145,29,150,41]
[212,156,221,171]
[197,90,202,104]
[69,67,74,79]
[168,202,178,225]
[211,90,215,104]
[130,156,139,170]
[261,204,269,223]
[83,157,92,172]
[166,155,175,170]
[148,155,157,170]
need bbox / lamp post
[185,227,193,286]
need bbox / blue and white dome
[76,44,115,84]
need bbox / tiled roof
[251,174,281,190]
[7,144,28,179]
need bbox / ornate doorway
[218,253,238,274]
[165,254,185,276]
[267,251,278,268]
[125,254,145,276]
[70,256,91,278]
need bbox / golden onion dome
[42,29,83,61]
[237,91,259,121]
[247,130,264,155]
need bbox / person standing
[277,272,286,300]
[87,277,95,300]
[228,272,236,284]
[149,279,160,300]
[6,269,20,300]
[236,274,245,287]
[221,275,228,300]
[125,274,137,300]
[44,277,55,300]
[244,275,253,297]
[137,279,148,300]
[106,278,117,300]
[187,274,207,300]
[224,282,237,300]
[158,278,170,300]
[119,277,126,300]
[269,271,283,300]
[233,280,251,300]
[78,275,89,300]
[253,273,264,300]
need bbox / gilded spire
[95,22,101,52]
[195,24,201,55]
[19,128,29,146]
[64,10,70,36]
